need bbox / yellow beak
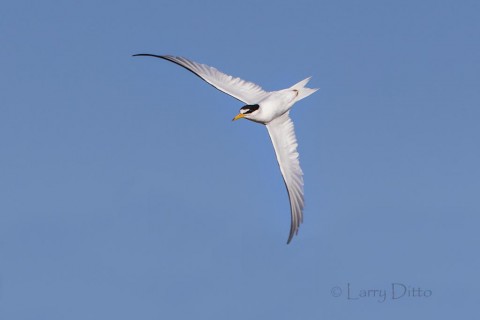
[232,113,245,121]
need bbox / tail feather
[290,77,318,101]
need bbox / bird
[133,54,318,244]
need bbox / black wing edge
[132,53,206,83]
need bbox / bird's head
[232,104,260,121]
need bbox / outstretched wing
[266,112,304,244]
[133,54,270,104]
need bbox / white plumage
[134,54,318,244]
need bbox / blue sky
[1,0,479,319]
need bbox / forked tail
[290,77,318,101]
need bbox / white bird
[133,54,318,244]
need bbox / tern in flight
[133,54,318,244]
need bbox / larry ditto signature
[330,283,432,303]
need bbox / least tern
[133,54,318,244]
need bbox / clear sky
[1,0,479,319]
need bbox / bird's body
[133,54,318,243]
[249,90,296,123]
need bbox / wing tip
[286,224,299,245]
[286,206,303,244]
[132,53,166,58]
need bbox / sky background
[1,0,479,319]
